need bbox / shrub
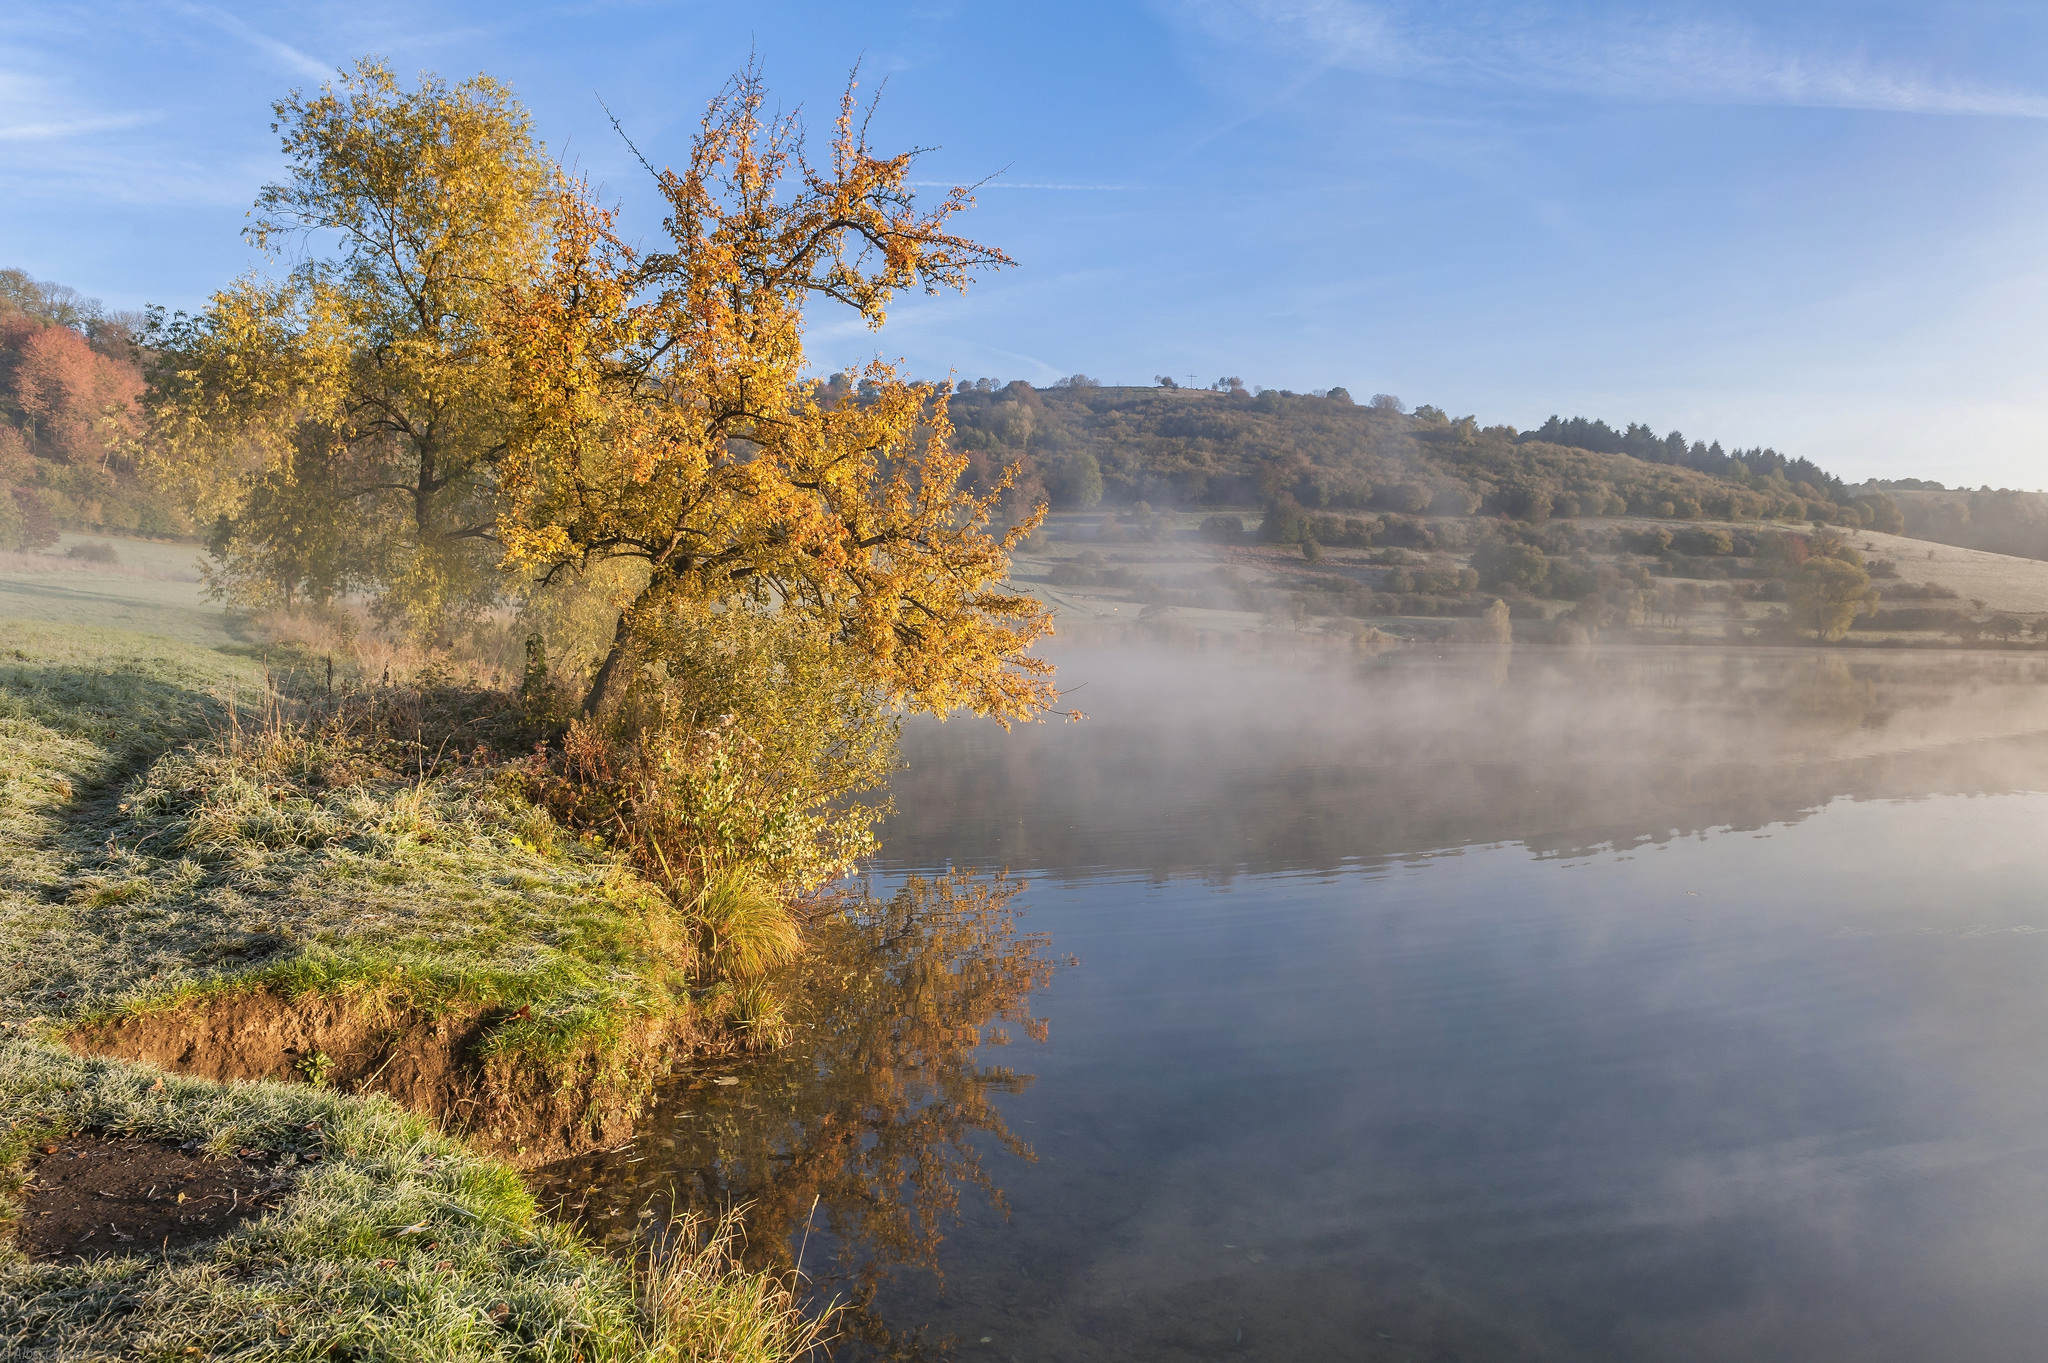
[1884,580,1960,600]
[1625,527,1675,555]
[1258,498,1305,544]
[546,608,897,895]
[1473,540,1549,592]
[1676,528,1734,556]
[1372,482,1434,514]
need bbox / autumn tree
[1790,556,1879,641]
[0,268,152,543]
[146,60,556,635]
[498,65,1055,725]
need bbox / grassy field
[0,613,719,1150]
[0,534,234,650]
[2,1041,821,1361]
[1844,528,2048,613]
[1009,510,2048,642]
[0,541,821,1359]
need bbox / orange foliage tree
[498,66,1057,725]
[0,271,149,544]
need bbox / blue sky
[7,1,2048,487]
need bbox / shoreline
[0,619,824,1358]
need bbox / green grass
[0,535,235,650]
[0,1040,826,1361]
[0,612,823,1357]
[1,617,697,1075]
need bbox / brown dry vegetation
[66,994,710,1168]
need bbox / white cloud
[0,67,158,144]
[0,112,158,141]
[908,180,1129,191]
[1166,1,2048,118]
[169,3,333,82]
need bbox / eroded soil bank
[66,990,711,1167]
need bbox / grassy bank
[0,612,823,1357]
[0,617,748,1157]
[1,1040,821,1360]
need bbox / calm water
[538,644,2048,1361]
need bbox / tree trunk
[582,608,635,718]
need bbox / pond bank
[0,619,821,1359]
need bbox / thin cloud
[1169,0,2048,118]
[908,180,1129,190]
[170,3,333,82]
[0,111,158,142]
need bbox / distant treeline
[1519,415,1846,502]
[0,260,1944,557]
[925,376,1889,531]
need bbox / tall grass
[634,1211,834,1362]
[694,871,803,981]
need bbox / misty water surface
[539,644,2048,1361]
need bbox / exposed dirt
[12,1134,294,1261]
[67,991,710,1168]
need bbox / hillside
[1841,528,2048,614]
[1871,484,2048,564]
[937,380,1883,531]
[1007,507,2048,647]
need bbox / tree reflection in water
[531,872,1056,1359]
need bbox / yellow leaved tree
[497,66,1056,727]
[146,60,556,638]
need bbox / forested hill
[931,378,1888,529]
[1518,415,1845,501]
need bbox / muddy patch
[13,1135,293,1261]
[67,991,710,1168]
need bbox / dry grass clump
[693,871,804,983]
[633,1212,833,1362]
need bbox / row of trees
[1519,415,1847,503]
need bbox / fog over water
[886,644,2048,878]
[543,644,2048,1361]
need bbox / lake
[536,643,2048,1361]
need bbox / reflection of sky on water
[887,794,2048,1361]
[561,646,2048,1360]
